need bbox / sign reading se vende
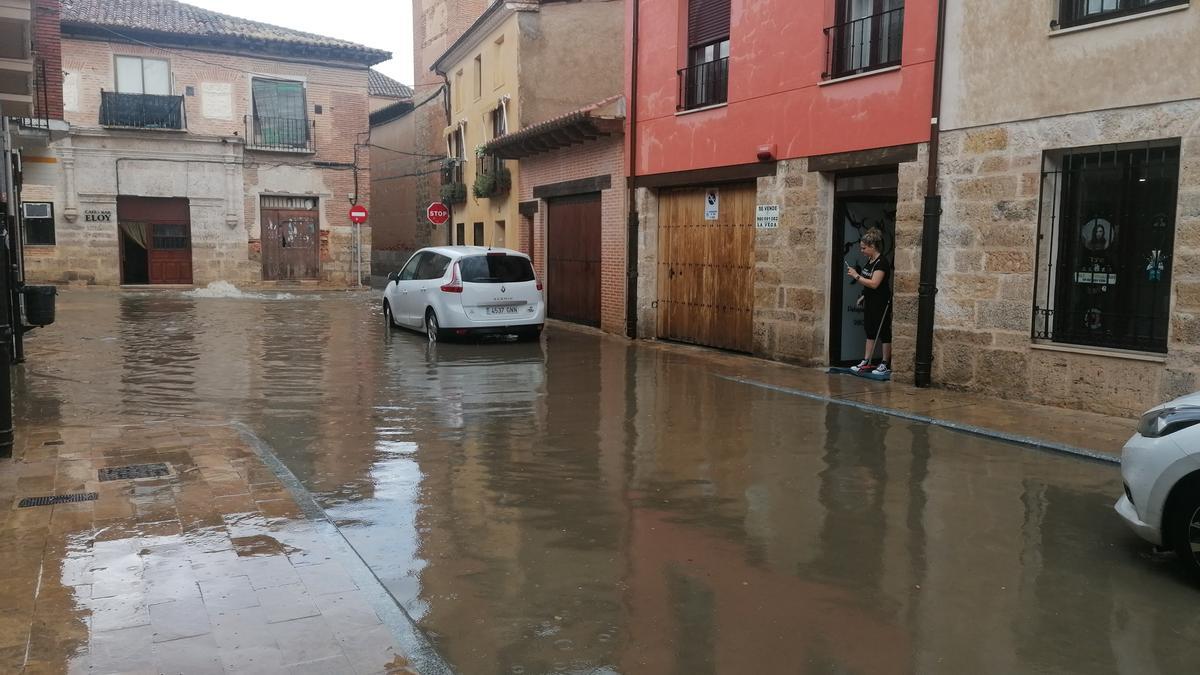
[427,202,450,226]
[349,204,368,224]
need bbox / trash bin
[23,285,57,327]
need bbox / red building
[627,0,937,372]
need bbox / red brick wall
[518,135,627,335]
[33,0,63,119]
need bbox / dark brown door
[546,193,602,327]
[262,208,319,280]
[148,224,193,284]
[657,183,755,352]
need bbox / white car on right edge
[1116,391,1200,577]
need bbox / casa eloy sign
[84,208,113,223]
[756,204,780,229]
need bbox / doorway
[829,171,897,366]
[546,193,602,327]
[261,196,319,281]
[117,197,193,285]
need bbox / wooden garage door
[657,183,755,352]
[261,197,319,281]
[547,193,602,327]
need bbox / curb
[716,375,1121,466]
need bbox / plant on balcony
[495,166,512,194]
[441,182,467,204]
[473,172,497,199]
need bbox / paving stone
[148,597,212,642]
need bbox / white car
[1116,392,1200,576]
[382,246,545,342]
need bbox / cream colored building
[431,0,624,249]
[935,0,1200,416]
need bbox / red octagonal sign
[349,204,368,224]
[427,201,450,226]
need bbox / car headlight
[1138,406,1200,438]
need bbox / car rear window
[459,255,535,283]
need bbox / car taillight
[536,279,543,291]
[440,262,463,293]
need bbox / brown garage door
[546,193,602,327]
[657,183,755,352]
[261,197,319,280]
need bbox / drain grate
[18,493,99,508]
[98,463,171,482]
[42,440,64,446]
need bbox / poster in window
[1082,217,1113,252]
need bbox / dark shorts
[864,301,892,342]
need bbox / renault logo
[500,285,506,293]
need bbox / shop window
[1033,141,1180,353]
[22,202,54,246]
[1056,0,1187,29]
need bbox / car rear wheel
[426,310,441,343]
[1169,489,1200,579]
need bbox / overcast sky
[185,0,415,85]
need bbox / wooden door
[546,193,602,326]
[148,223,193,284]
[657,183,755,352]
[262,208,320,280]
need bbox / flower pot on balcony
[473,173,497,199]
[442,183,467,204]
[495,166,512,194]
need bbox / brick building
[931,0,1200,416]
[486,97,626,333]
[18,0,388,287]
[367,72,419,286]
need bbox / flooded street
[13,290,1200,674]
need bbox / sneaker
[874,362,891,376]
[850,360,875,373]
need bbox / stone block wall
[935,100,1200,416]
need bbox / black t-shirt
[860,256,892,307]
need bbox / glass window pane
[142,59,170,95]
[459,255,535,283]
[115,57,144,94]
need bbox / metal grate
[42,440,64,446]
[98,463,171,482]
[18,493,99,508]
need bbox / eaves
[430,1,539,75]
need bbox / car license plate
[487,306,519,315]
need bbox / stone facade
[20,33,378,287]
[935,101,1200,416]
[517,135,626,335]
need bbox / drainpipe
[441,74,454,246]
[624,0,641,339]
[914,0,949,388]
[0,116,15,458]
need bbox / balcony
[99,91,186,130]
[473,154,511,198]
[824,6,904,80]
[441,159,466,204]
[677,57,729,112]
[245,115,316,153]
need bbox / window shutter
[689,0,731,48]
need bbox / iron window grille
[1055,0,1187,28]
[678,55,729,111]
[824,5,904,80]
[246,116,316,152]
[1032,141,1181,354]
[99,91,186,130]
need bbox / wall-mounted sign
[704,189,719,221]
[83,209,113,223]
[755,204,780,229]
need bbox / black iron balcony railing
[1033,306,1168,354]
[245,115,316,152]
[677,57,729,111]
[824,6,904,80]
[1056,0,1186,28]
[99,91,186,130]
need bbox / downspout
[441,73,454,245]
[624,0,641,339]
[914,0,949,388]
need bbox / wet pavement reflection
[13,290,1200,674]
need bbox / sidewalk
[635,337,1134,463]
[0,420,444,674]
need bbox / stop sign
[349,204,368,224]
[427,202,450,226]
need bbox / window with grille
[1032,141,1180,353]
[23,202,54,246]
[679,0,731,110]
[1056,0,1187,28]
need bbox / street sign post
[427,202,450,226]
[349,204,368,224]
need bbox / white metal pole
[355,221,362,287]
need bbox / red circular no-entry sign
[427,201,450,226]
[349,204,368,224]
